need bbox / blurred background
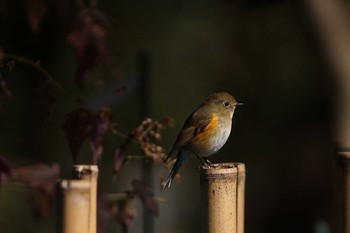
[0,0,342,233]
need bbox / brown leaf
[113,131,136,176]
[6,61,16,73]
[24,0,48,33]
[0,72,11,115]
[160,117,175,128]
[115,195,136,233]
[89,106,112,164]
[27,190,52,218]
[0,47,3,61]
[132,179,159,216]
[32,79,55,127]
[63,107,113,164]
[62,108,92,163]
[0,72,11,98]
[0,155,11,182]
[13,163,60,194]
[67,8,111,86]
[113,148,125,176]
[97,195,112,233]
[98,193,137,233]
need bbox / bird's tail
[163,153,186,189]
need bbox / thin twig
[107,192,167,204]
[125,155,148,160]
[153,196,167,204]
[3,53,79,104]
[1,181,33,191]
[107,192,132,200]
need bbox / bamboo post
[303,0,350,146]
[300,0,350,232]
[339,152,350,233]
[200,162,245,233]
[57,180,91,233]
[236,163,245,233]
[73,165,99,233]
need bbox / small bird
[163,92,242,189]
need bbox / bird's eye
[223,101,230,107]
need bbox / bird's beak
[234,102,244,106]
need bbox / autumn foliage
[0,1,174,232]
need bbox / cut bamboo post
[300,1,350,232]
[339,152,350,233]
[73,165,99,233]
[236,163,245,233]
[57,180,91,233]
[200,162,245,233]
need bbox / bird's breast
[190,113,232,157]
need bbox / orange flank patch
[194,113,218,142]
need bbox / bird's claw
[203,159,214,168]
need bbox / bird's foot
[196,155,216,168]
[203,159,213,168]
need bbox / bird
[163,92,242,189]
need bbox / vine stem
[125,154,148,160]
[3,53,79,104]
[1,181,34,191]
[2,53,138,141]
[107,192,167,204]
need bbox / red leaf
[113,148,126,176]
[132,179,159,216]
[0,47,3,61]
[13,163,60,194]
[62,108,92,163]
[63,107,112,164]
[0,72,11,115]
[89,106,111,164]
[98,193,136,233]
[27,190,52,218]
[113,134,135,176]
[0,155,11,182]
[115,195,136,233]
[0,73,12,99]
[160,117,175,128]
[97,195,112,233]
[32,79,55,126]
[67,8,111,86]
[24,0,48,33]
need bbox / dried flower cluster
[113,117,174,174]
[134,117,174,162]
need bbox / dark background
[0,0,336,233]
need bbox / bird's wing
[164,111,212,162]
